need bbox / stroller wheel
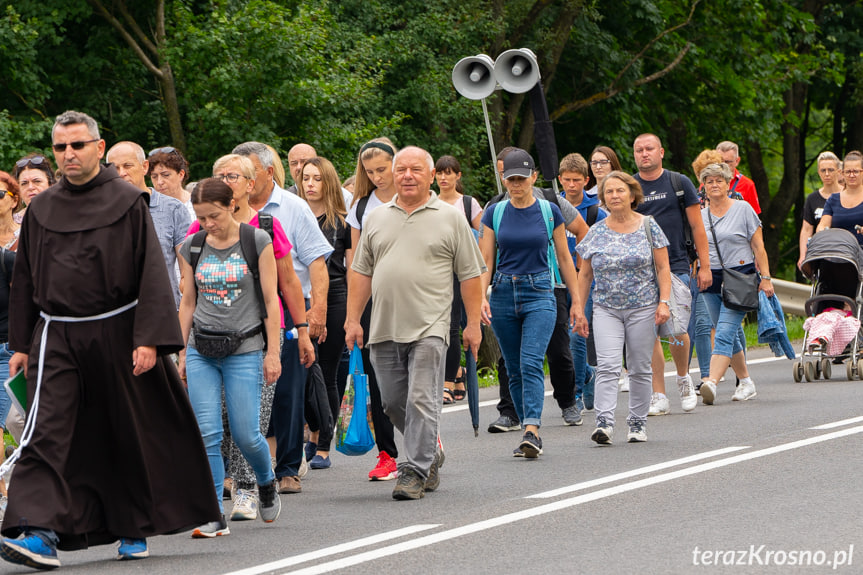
[804,361,816,382]
[792,360,803,382]
[847,360,857,381]
[821,358,832,380]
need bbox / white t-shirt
[440,195,482,227]
[346,189,388,229]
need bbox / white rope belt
[0,299,139,477]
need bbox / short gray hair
[54,110,100,139]
[213,154,256,179]
[699,162,733,184]
[716,141,739,156]
[393,146,434,172]
[232,141,274,168]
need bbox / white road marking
[810,415,863,430]
[219,525,440,575]
[526,445,750,499]
[258,424,863,575]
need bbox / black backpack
[668,170,697,264]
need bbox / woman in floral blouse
[576,171,671,445]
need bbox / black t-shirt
[803,190,830,226]
[634,170,700,275]
[318,214,351,290]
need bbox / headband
[360,141,395,157]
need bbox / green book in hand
[4,370,27,415]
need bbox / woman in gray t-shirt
[177,178,283,535]
[699,163,773,406]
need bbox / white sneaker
[230,488,258,521]
[732,380,757,401]
[618,372,630,392]
[701,380,717,405]
[627,420,647,443]
[647,392,670,416]
[677,375,697,412]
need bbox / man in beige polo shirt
[346,146,485,500]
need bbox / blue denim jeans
[186,347,275,514]
[490,271,556,428]
[0,343,13,428]
[701,292,747,358]
[692,293,713,378]
[570,289,594,407]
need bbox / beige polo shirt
[352,192,486,345]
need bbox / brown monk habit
[3,165,220,550]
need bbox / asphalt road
[4,343,862,575]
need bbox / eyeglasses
[844,170,861,176]
[590,160,611,167]
[148,146,178,157]
[3,190,14,199]
[52,140,99,152]
[215,173,248,183]
[15,156,47,169]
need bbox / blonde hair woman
[344,138,400,482]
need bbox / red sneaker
[368,451,397,481]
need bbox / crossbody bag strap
[643,215,659,279]
[706,209,727,270]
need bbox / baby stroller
[798,228,863,381]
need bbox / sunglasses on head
[15,156,48,169]
[52,140,99,153]
[148,146,179,157]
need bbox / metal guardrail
[772,278,811,317]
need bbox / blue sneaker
[574,396,585,415]
[117,538,149,560]
[304,441,317,463]
[309,454,331,469]
[1,533,61,570]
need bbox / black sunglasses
[15,156,48,169]
[52,140,99,153]
[148,146,179,157]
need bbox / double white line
[225,416,863,575]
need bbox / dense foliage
[1,0,861,277]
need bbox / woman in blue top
[479,149,584,458]
[576,171,671,445]
[817,150,863,247]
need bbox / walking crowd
[0,109,830,570]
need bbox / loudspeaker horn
[452,54,497,100]
[493,48,540,94]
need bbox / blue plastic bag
[335,345,376,456]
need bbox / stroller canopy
[801,228,863,283]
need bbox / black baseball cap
[502,149,535,179]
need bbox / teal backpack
[492,199,562,287]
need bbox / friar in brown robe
[2,162,221,550]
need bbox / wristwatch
[660,299,671,305]
[761,276,772,281]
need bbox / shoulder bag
[706,208,760,312]
[643,216,691,336]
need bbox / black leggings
[316,286,347,451]
[445,274,463,382]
